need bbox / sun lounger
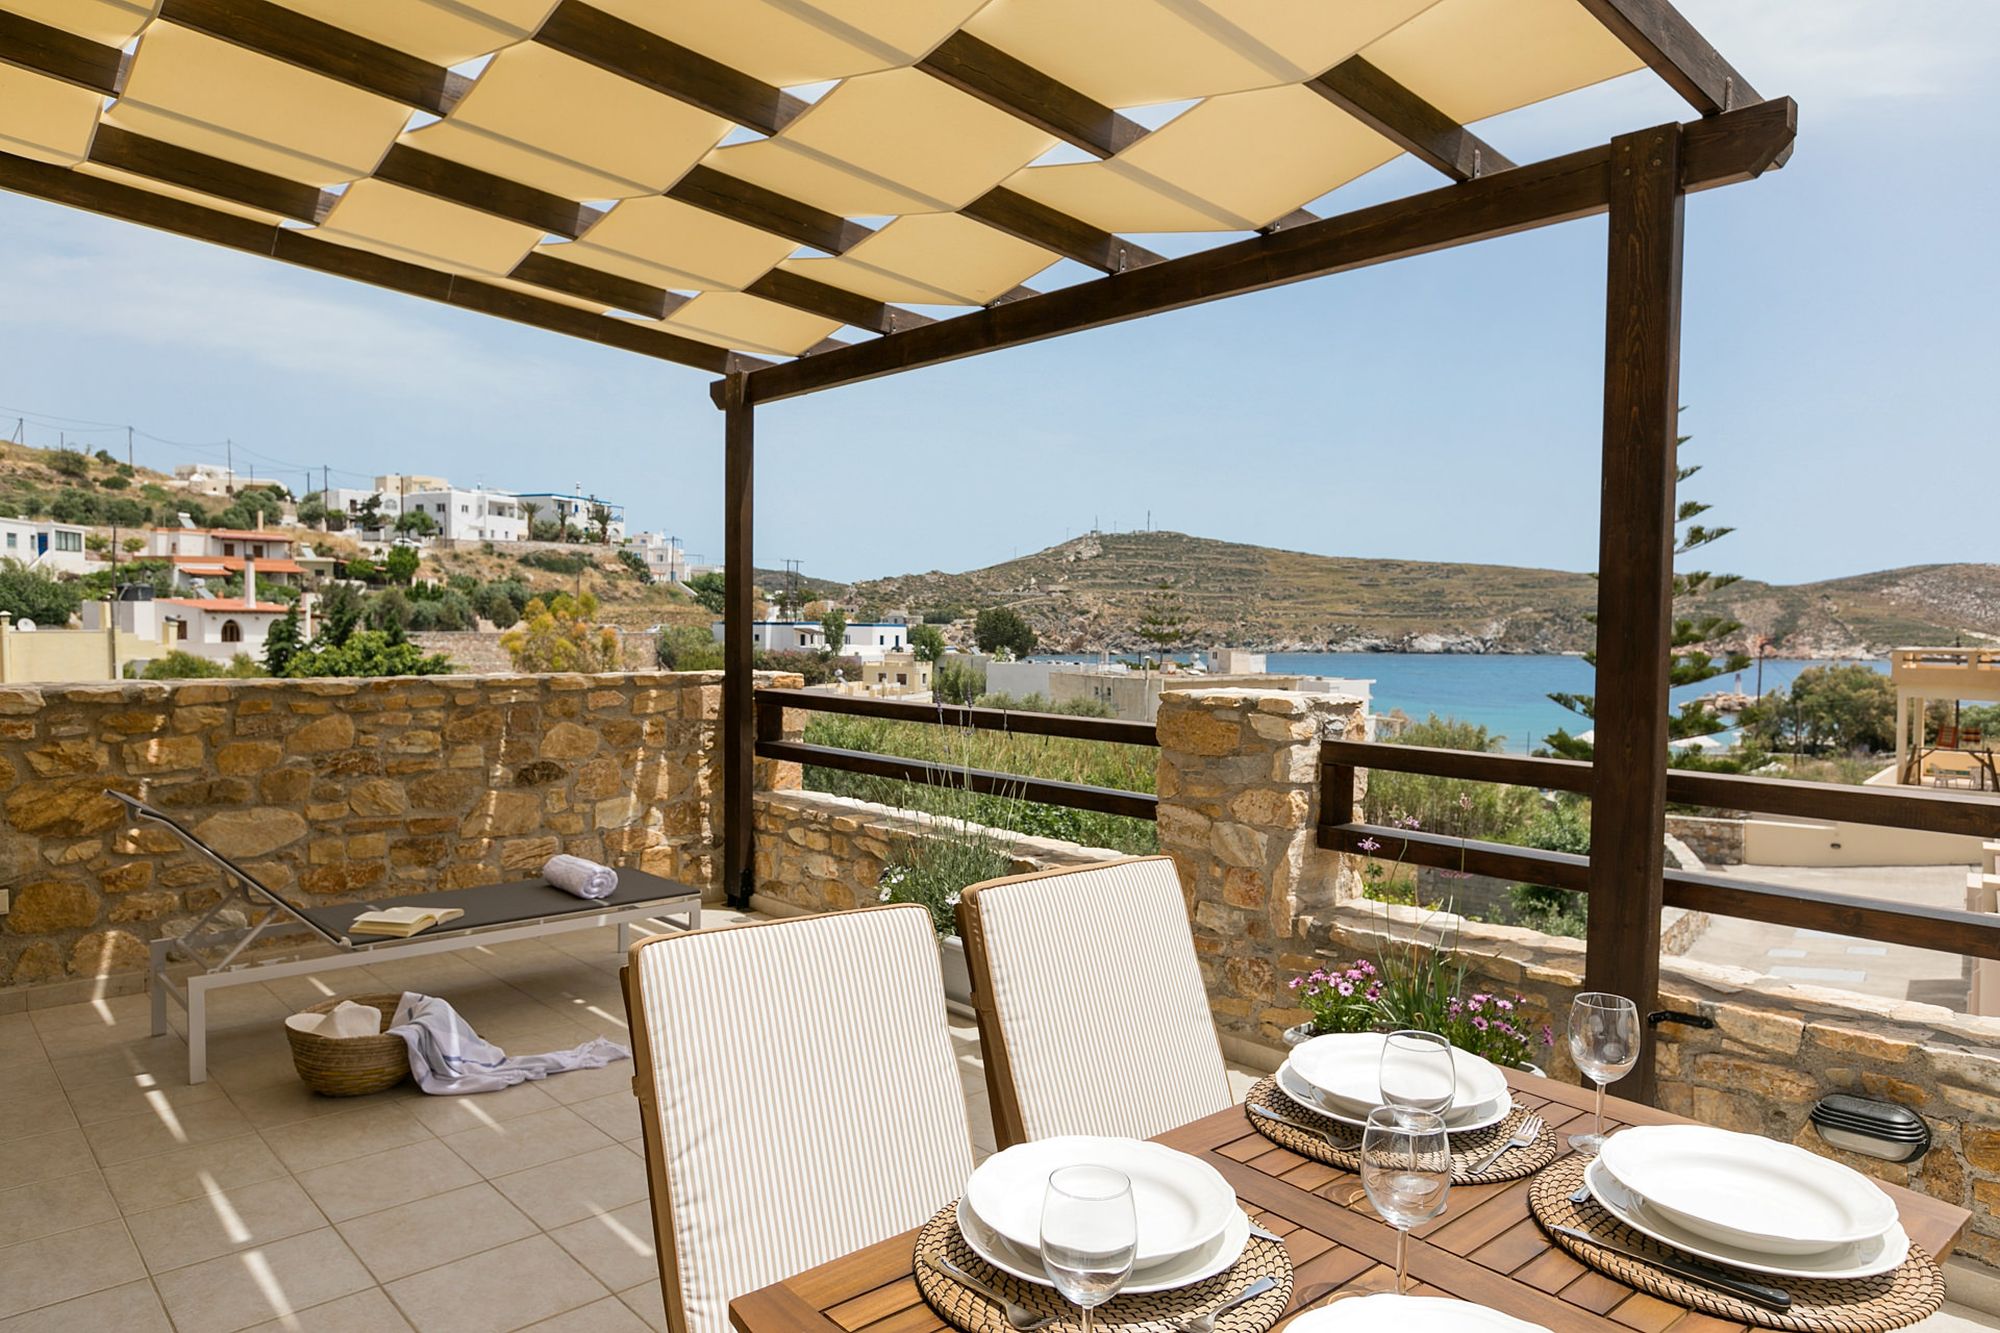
[108,791,701,1084]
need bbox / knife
[1551,1226,1793,1312]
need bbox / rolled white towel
[543,853,617,900]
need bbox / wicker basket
[285,994,409,1096]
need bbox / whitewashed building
[629,532,688,582]
[715,620,911,663]
[143,527,306,591]
[515,491,624,541]
[0,517,90,573]
[82,562,299,663]
[401,486,527,542]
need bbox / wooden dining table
[729,1069,1970,1333]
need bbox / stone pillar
[1155,687,1367,1059]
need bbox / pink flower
[1365,984,1382,1001]
[1472,1016,1488,1031]
[1357,837,1381,852]
[1336,981,1353,997]
[1540,1026,1555,1047]
[1288,976,1302,990]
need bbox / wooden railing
[753,687,1160,821]
[1318,739,2000,960]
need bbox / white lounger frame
[111,792,700,1083]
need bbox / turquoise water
[1035,653,1885,752]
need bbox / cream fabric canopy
[0,0,1647,363]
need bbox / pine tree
[1136,579,1191,665]
[262,604,303,676]
[1545,428,1758,772]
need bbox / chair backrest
[623,906,974,1333]
[958,855,1231,1148]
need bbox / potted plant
[877,815,1015,1015]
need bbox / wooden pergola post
[1585,123,1686,1105]
[720,373,756,911]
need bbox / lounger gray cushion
[296,869,695,946]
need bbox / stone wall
[0,671,739,1004]
[1666,813,1745,865]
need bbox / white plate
[1598,1124,1898,1255]
[1284,1293,1552,1330]
[1276,1061,1511,1135]
[962,1137,1236,1268]
[1289,1033,1510,1118]
[1585,1157,1910,1280]
[957,1195,1250,1295]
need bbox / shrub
[756,649,861,686]
[879,816,1016,940]
[139,651,262,680]
[501,592,620,672]
[0,559,83,625]
[283,630,452,678]
[519,549,588,575]
[616,549,651,581]
[657,625,724,671]
[49,449,91,479]
[934,659,985,704]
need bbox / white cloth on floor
[543,853,617,900]
[387,991,629,1095]
[286,1000,383,1038]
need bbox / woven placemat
[1243,1076,1557,1184]
[915,1201,1293,1333]
[1527,1155,1944,1331]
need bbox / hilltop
[839,531,2000,657]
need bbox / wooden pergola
[0,0,1796,1093]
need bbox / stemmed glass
[1378,1029,1456,1116]
[1361,1106,1452,1295]
[1040,1166,1136,1332]
[1567,992,1642,1156]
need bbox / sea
[1033,653,1886,753]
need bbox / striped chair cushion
[974,856,1231,1142]
[628,906,974,1333]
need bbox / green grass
[800,713,1158,854]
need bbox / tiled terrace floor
[0,909,1992,1332]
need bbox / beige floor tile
[84,1096,254,1167]
[259,1101,432,1174]
[49,1038,191,1090]
[0,1279,171,1333]
[62,1069,234,1127]
[539,1063,636,1106]
[401,1078,559,1137]
[0,1087,77,1144]
[100,1132,288,1213]
[385,1235,607,1333]
[0,1219,146,1321]
[242,1287,414,1332]
[616,1281,668,1333]
[259,970,391,1011]
[0,1127,99,1190]
[522,1297,654,1332]
[439,1106,613,1179]
[295,1140,481,1224]
[489,1143,648,1229]
[227,1077,421,1131]
[546,1200,658,1293]
[126,1175,328,1273]
[28,993,150,1034]
[567,1091,642,1142]
[335,1181,537,1283]
[151,1227,376,1333]
[0,1172,120,1249]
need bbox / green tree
[974,606,1036,659]
[1741,664,1896,755]
[821,607,847,656]
[935,658,986,704]
[139,651,223,680]
[909,622,946,662]
[103,497,147,527]
[262,604,303,676]
[395,509,436,537]
[501,593,621,672]
[475,581,525,628]
[49,488,99,524]
[1136,579,1190,660]
[518,500,542,533]
[587,502,613,544]
[356,494,384,530]
[296,494,327,529]
[1545,432,1755,771]
[656,624,725,671]
[283,630,451,678]
[0,559,84,624]
[384,545,420,586]
[318,582,364,647]
[49,448,91,480]
[687,571,726,614]
[367,589,412,636]
[121,537,145,555]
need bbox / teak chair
[622,906,975,1333]
[957,855,1232,1149]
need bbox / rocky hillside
[838,531,1999,656]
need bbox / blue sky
[1,2,1993,585]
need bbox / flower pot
[939,935,974,1017]
[1283,1022,1321,1048]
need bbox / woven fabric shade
[0,0,1659,366]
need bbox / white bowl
[1288,1032,1508,1116]
[961,1136,1235,1269]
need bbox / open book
[347,906,465,939]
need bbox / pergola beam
[1308,56,1514,183]
[917,32,1146,159]
[374,145,604,241]
[728,97,1795,405]
[158,0,472,116]
[744,270,936,335]
[665,165,872,258]
[0,8,126,95]
[87,124,332,224]
[0,147,756,375]
[961,187,1162,274]
[1575,0,1759,116]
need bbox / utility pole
[226,439,233,491]
[127,425,133,467]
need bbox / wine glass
[1567,992,1642,1156]
[1361,1105,1452,1295]
[1040,1165,1136,1332]
[1378,1029,1456,1116]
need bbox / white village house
[82,560,300,663]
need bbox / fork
[1170,1275,1276,1333]
[1468,1114,1543,1175]
[926,1253,1055,1331]
[1249,1103,1357,1152]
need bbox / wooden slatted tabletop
[729,1070,1970,1333]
